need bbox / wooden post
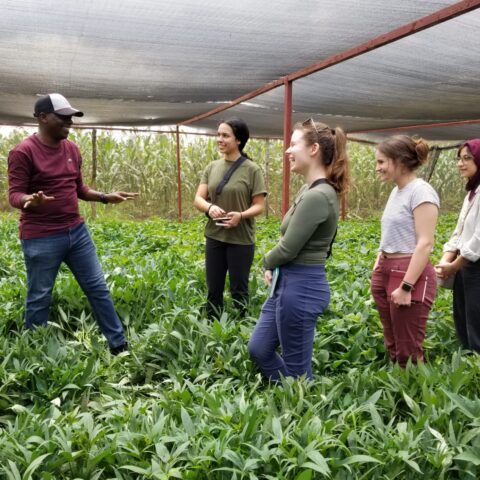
[176,126,182,221]
[91,128,97,219]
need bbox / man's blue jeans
[248,263,330,381]
[21,222,126,349]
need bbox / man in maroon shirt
[8,93,138,354]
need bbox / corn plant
[0,129,466,222]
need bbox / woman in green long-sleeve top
[248,119,350,381]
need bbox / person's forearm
[264,242,296,271]
[8,154,31,209]
[82,189,108,203]
[240,202,264,219]
[193,195,212,213]
[403,241,432,285]
[9,192,29,209]
[440,250,458,263]
[452,255,469,271]
[8,178,30,209]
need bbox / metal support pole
[91,128,97,219]
[282,79,293,217]
[176,126,182,221]
[264,138,270,218]
[426,146,441,182]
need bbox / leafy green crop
[1,212,480,478]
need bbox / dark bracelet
[205,204,213,218]
[99,193,109,204]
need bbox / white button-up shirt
[444,186,480,262]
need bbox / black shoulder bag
[309,178,337,258]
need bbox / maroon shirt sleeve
[8,150,31,209]
[74,147,91,200]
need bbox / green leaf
[403,392,419,414]
[305,450,330,474]
[454,450,480,466]
[365,389,382,405]
[24,453,51,480]
[339,455,383,466]
[181,407,195,435]
[6,461,21,480]
[120,465,151,474]
[295,470,313,480]
[272,417,282,439]
[404,459,423,474]
[443,389,480,419]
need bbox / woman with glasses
[193,118,266,319]
[435,139,480,352]
[248,119,350,381]
[371,136,439,368]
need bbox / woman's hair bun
[413,137,429,165]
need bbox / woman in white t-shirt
[435,139,480,352]
[371,136,439,367]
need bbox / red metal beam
[176,126,182,221]
[349,118,480,135]
[0,122,281,140]
[0,122,180,135]
[282,80,293,216]
[179,0,480,127]
[346,136,377,145]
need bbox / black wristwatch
[99,193,109,204]
[401,281,413,292]
[205,203,213,218]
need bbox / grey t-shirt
[380,178,439,254]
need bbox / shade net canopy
[1,0,479,141]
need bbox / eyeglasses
[456,155,474,163]
[302,118,336,166]
[302,117,334,137]
[302,117,321,135]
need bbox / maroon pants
[371,256,437,367]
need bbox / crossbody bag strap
[212,156,248,202]
[309,178,335,190]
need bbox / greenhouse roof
[1,0,480,140]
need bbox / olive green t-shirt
[200,158,267,245]
[264,182,339,269]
